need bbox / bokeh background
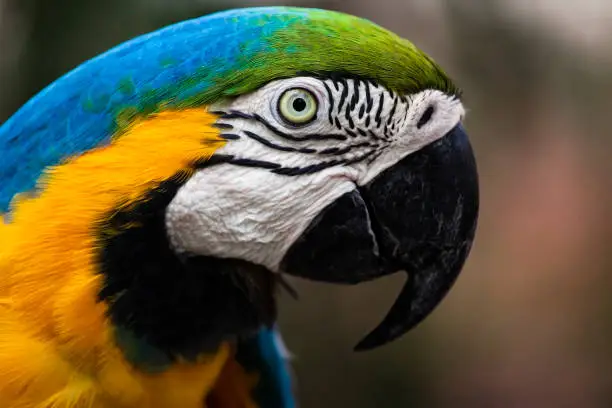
[1,0,611,407]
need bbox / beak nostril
[416,105,435,129]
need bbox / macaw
[0,6,479,408]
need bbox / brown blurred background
[1,0,611,407]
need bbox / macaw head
[0,7,478,359]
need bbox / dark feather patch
[96,172,278,367]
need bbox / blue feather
[237,327,297,408]
[0,7,309,212]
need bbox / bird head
[0,7,478,356]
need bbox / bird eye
[278,88,318,126]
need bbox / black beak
[280,124,479,351]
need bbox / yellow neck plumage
[0,109,257,407]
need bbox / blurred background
[1,0,611,407]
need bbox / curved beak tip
[354,124,479,351]
[281,123,479,352]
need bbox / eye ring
[277,87,318,126]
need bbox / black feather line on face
[251,113,348,142]
[365,83,374,113]
[345,104,355,129]
[231,124,376,157]
[212,122,234,130]
[337,82,349,114]
[220,133,241,140]
[352,79,361,109]
[334,117,342,130]
[345,128,357,138]
[270,150,376,176]
[387,96,399,125]
[243,130,314,154]
[201,146,376,176]
[375,93,385,128]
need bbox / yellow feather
[0,109,258,407]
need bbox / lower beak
[280,124,479,351]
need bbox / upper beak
[280,124,479,351]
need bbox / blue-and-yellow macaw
[0,7,479,408]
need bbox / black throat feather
[95,171,277,370]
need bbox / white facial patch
[166,77,465,271]
[166,164,358,271]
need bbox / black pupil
[292,97,307,112]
